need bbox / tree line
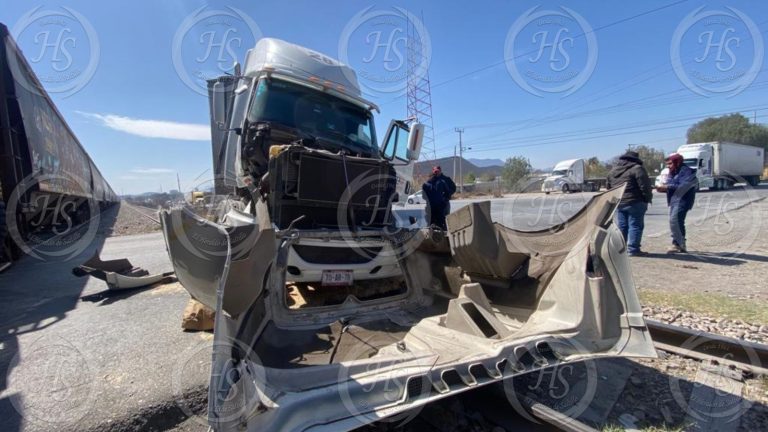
[498,113,767,190]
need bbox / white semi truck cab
[208,38,424,229]
[542,158,597,193]
[205,38,425,283]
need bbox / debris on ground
[181,298,215,331]
[73,250,176,290]
[643,305,768,345]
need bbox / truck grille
[292,245,383,265]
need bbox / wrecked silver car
[160,185,655,431]
[160,38,654,431]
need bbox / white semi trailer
[676,142,764,190]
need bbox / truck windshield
[683,158,698,168]
[551,170,567,176]
[248,79,376,153]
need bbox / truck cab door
[381,120,424,199]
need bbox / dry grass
[639,289,768,324]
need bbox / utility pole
[455,128,465,193]
[453,145,457,180]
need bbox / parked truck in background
[541,158,601,193]
[675,142,764,190]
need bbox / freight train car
[0,23,118,260]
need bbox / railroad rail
[646,319,768,376]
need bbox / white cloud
[78,112,209,141]
[130,168,175,174]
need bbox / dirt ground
[101,202,162,237]
[631,198,768,324]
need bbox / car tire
[407,199,414,204]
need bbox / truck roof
[678,142,763,151]
[553,159,582,170]
[243,38,375,109]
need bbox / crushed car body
[160,37,655,431]
[160,185,655,431]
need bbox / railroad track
[122,201,162,224]
[646,319,768,376]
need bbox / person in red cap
[422,165,456,229]
[656,153,697,253]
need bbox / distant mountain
[467,158,504,168]
[414,157,501,179]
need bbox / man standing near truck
[656,153,697,253]
[422,166,456,230]
[606,150,653,256]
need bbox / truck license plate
[321,270,354,286]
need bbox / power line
[464,103,768,148]
[432,79,768,154]
[458,22,768,144]
[435,110,768,156]
[379,0,692,109]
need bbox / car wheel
[407,199,414,204]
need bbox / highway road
[401,184,768,242]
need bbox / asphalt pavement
[404,184,768,241]
[0,207,209,432]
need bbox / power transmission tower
[406,11,437,161]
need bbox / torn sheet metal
[160,202,275,317]
[72,251,176,290]
[159,187,656,432]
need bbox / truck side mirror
[212,81,226,129]
[407,123,424,161]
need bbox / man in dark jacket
[606,151,653,256]
[656,153,697,253]
[422,166,456,230]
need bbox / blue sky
[2,0,766,194]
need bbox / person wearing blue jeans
[656,153,697,253]
[615,201,648,254]
[606,151,653,256]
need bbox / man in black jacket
[422,166,456,230]
[606,151,653,256]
